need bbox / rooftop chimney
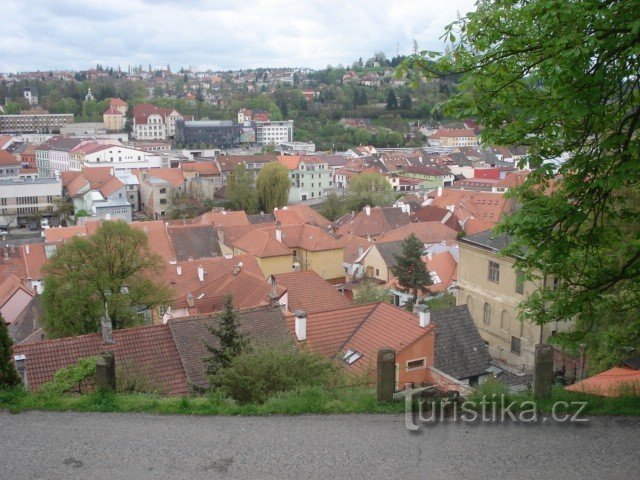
[416,304,431,328]
[197,265,205,282]
[186,293,195,308]
[275,222,282,243]
[25,244,30,255]
[357,245,364,257]
[294,309,307,341]
[437,186,443,197]
[217,226,224,245]
[364,205,371,216]
[233,262,242,276]
[176,265,182,275]
[101,303,114,344]
[427,251,433,261]
[269,275,278,300]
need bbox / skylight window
[343,350,362,365]
[197,293,205,300]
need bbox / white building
[0,177,62,228]
[70,143,163,171]
[254,120,293,146]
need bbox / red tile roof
[566,367,640,397]
[334,206,411,238]
[274,271,352,314]
[198,210,250,228]
[0,275,34,314]
[338,234,374,264]
[103,107,124,116]
[109,97,128,107]
[145,168,185,187]
[21,243,47,281]
[273,208,306,225]
[234,229,293,258]
[285,204,331,228]
[13,324,190,395]
[180,162,220,176]
[0,149,20,166]
[286,302,434,374]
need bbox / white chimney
[275,223,282,242]
[186,293,195,308]
[176,265,182,275]
[294,309,307,341]
[282,206,288,210]
[25,244,30,254]
[101,307,114,344]
[437,186,443,197]
[364,205,371,216]
[197,265,204,282]
[357,245,364,257]
[427,251,433,261]
[417,305,431,328]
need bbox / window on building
[406,358,426,371]
[483,302,491,324]
[159,188,166,194]
[511,336,521,355]
[516,270,525,294]
[500,311,509,331]
[160,199,167,205]
[375,268,380,277]
[488,261,500,283]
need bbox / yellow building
[233,224,345,282]
[457,230,570,370]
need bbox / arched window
[501,311,509,331]
[466,295,474,312]
[483,303,491,324]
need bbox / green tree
[346,172,395,211]
[256,162,291,212]
[319,192,347,221]
[353,281,393,305]
[124,106,134,134]
[386,90,398,110]
[392,233,432,306]
[226,164,259,214]
[400,92,412,111]
[42,221,170,338]
[0,314,22,389]
[204,294,250,389]
[52,197,74,226]
[401,0,640,367]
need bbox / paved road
[1,411,638,479]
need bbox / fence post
[533,344,554,399]
[377,348,396,403]
[95,351,116,392]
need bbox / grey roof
[374,241,404,268]
[431,305,492,380]
[168,305,291,390]
[459,230,513,252]
[167,224,222,261]
[247,213,276,224]
[381,206,411,230]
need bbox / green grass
[424,293,457,312]
[467,381,640,417]
[0,386,405,416]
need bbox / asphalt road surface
[1,411,638,479]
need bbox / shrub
[217,345,337,404]
[42,356,98,395]
[116,361,161,394]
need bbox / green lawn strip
[0,386,406,416]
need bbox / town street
[1,411,638,479]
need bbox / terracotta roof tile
[273,208,306,225]
[0,150,20,166]
[566,367,640,397]
[180,162,220,176]
[13,324,190,396]
[233,229,292,258]
[145,168,185,188]
[338,234,374,264]
[334,206,411,238]
[199,210,250,228]
[166,224,221,261]
[285,204,331,228]
[274,271,352,314]
[0,275,34,314]
[21,243,46,281]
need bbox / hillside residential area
[0,1,638,478]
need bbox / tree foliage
[392,233,432,305]
[42,221,170,338]
[386,90,398,110]
[346,172,395,211]
[204,294,250,389]
[353,281,393,305]
[0,314,22,389]
[319,192,348,221]
[226,164,259,214]
[256,162,291,212]
[401,0,640,367]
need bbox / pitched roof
[273,271,352,314]
[145,168,185,187]
[339,234,374,265]
[284,204,331,228]
[0,149,20,166]
[372,241,404,268]
[494,170,530,189]
[8,295,42,344]
[167,224,222,261]
[377,222,458,244]
[103,107,124,116]
[431,305,491,379]
[0,275,34,312]
[233,229,293,258]
[180,162,220,176]
[198,210,250,228]
[566,367,640,397]
[168,305,291,389]
[334,206,411,238]
[411,205,462,232]
[459,230,513,252]
[277,155,302,170]
[424,251,458,293]
[21,243,47,281]
[273,208,306,225]
[288,302,434,374]
[44,226,88,243]
[247,213,276,224]
[109,97,128,107]
[99,177,125,197]
[13,324,190,395]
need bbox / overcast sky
[2,0,476,73]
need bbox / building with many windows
[0,177,62,228]
[277,156,333,203]
[254,120,293,146]
[456,230,572,370]
[0,109,74,134]
[132,104,185,140]
[174,120,242,148]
